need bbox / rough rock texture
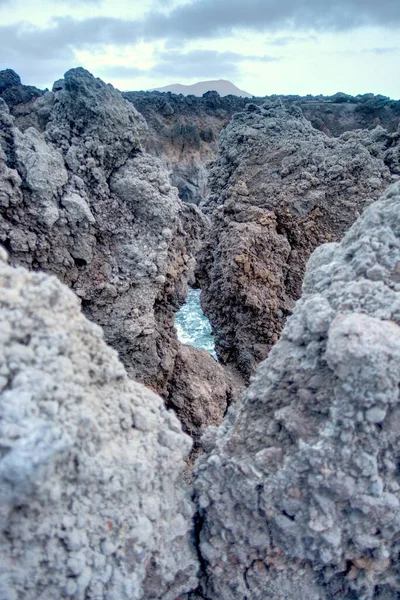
[123,90,247,206]
[2,70,398,209]
[198,102,397,378]
[300,95,400,137]
[124,90,400,206]
[0,67,207,396]
[0,69,44,131]
[166,344,242,447]
[0,252,199,600]
[195,182,400,600]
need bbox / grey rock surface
[195,182,400,600]
[0,253,198,600]
[124,90,400,207]
[0,68,207,396]
[198,102,397,379]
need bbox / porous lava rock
[0,68,44,131]
[123,90,247,206]
[0,67,207,396]
[198,101,396,378]
[195,183,400,600]
[166,344,243,448]
[0,251,198,600]
[124,89,400,207]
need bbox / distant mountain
[149,79,253,98]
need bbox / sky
[0,0,399,98]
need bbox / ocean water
[175,288,217,359]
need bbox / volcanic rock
[0,68,44,131]
[0,67,207,396]
[167,344,243,448]
[195,182,400,600]
[198,101,396,378]
[0,252,198,600]
[123,89,250,206]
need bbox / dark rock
[0,69,21,92]
[167,344,244,447]
[0,68,207,397]
[0,69,43,131]
[198,102,396,380]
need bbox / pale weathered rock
[0,254,199,600]
[0,68,207,396]
[198,102,397,379]
[195,183,400,600]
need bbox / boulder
[167,344,243,448]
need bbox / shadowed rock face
[196,183,400,600]
[166,344,244,449]
[0,67,207,396]
[0,252,198,600]
[123,90,248,206]
[0,68,44,131]
[197,102,397,379]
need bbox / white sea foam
[175,288,216,359]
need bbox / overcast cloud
[144,0,400,39]
[0,0,399,97]
[99,49,280,81]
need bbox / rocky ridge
[0,69,44,131]
[2,69,399,210]
[122,89,400,207]
[195,182,400,599]
[0,250,198,600]
[198,101,398,378]
[0,67,209,399]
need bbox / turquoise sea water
[175,288,217,359]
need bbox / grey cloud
[99,49,279,81]
[151,50,237,78]
[331,47,398,57]
[1,0,398,88]
[370,47,397,54]
[1,0,398,67]
[0,17,140,59]
[269,36,298,46]
[268,34,318,46]
[144,0,400,39]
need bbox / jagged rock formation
[0,251,198,600]
[2,68,399,210]
[0,68,44,131]
[196,182,400,600]
[123,90,400,207]
[0,67,207,397]
[198,102,397,378]
[166,344,242,448]
[123,90,251,206]
[300,95,400,137]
